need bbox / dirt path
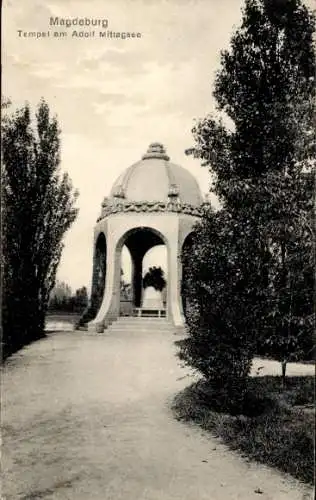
[2,330,313,500]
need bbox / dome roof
[110,143,202,206]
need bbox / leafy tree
[188,0,314,198]
[49,283,88,313]
[182,0,315,392]
[48,280,72,311]
[120,268,131,300]
[2,99,78,358]
[49,280,72,302]
[143,266,166,292]
[255,171,314,378]
[74,286,88,310]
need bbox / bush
[179,211,260,413]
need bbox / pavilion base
[87,321,105,333]
[86,314,186,336]
[87,314,117,333]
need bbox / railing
[133,308,166,318]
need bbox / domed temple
[87,142,205,332]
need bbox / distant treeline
[48,281,88,313]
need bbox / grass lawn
[172,376,315,484]
[46,312,82,322]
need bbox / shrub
[179,211,259,413]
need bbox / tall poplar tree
[2,99,78,358]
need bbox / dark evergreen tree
[143,267,166,292]
[74,286,89,311]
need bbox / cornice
[96,199,207,222]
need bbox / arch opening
[120,245,133,316]
[181,232,195,318]
[79,232,108,326]
[117,227,168,316]
[92,233,107,317]
[142,246,168,310]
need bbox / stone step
[116,316,170,323]
[107,330,176,335]
[84,317,185,335]
[106,318,175,333]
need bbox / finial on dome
[142,142,170,161]
[112,185,125,199]
[168,183,179,199]
[202,192,212,209]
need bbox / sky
[3,0,313,292]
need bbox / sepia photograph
[1,0,315,498]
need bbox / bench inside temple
[120,308,167,318]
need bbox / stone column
[79,234,106,327]
[168,239,184,327]
[90,244,100,309]
[131,254,143,308]
[91,247,106,314]
[88,236,121,332]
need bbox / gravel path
[2,330,313,500]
